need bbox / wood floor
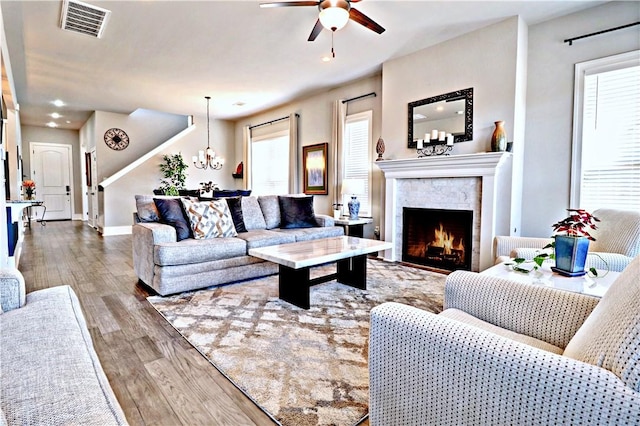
[18,221,277,425]
[19,220,370,426]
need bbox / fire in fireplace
[402,207,473,271]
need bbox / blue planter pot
[553,235,590,276]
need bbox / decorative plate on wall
[104,128,130,150]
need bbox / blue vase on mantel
[348,196,360,220]
[552,235,590,277]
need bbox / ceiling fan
[260,0,385,42]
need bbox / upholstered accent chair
[494,208,640,271]
[369,255,640,425]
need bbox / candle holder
[417,141,453,157]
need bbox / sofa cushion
[279,195,317,229]
[0,286,127,425]
[135,194,161,222]
[225,197,248,233]
[242,196,267,231]
[154,198,192,241]
[236,229,296,250]
[181,198,238,239]
[439,308,564,354]
[563,255,640,392]
[154,237,247,266]
[258,195,281,229]
[274,225,344,242]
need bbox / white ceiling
[2,0,605,130]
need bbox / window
[342,111,372,216]
[251,130,290,195]
[571,51,640,212]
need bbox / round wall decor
[104,128,130,151]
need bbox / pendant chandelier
[193,96,224,170]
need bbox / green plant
[159,153,188,196]
[509,209,608,277]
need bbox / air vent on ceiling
[60,0,111,38]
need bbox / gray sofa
[132,194,345,295]
[0,269,128,425]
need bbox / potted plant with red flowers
[550,209,600,276]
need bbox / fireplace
[402,208,473,271]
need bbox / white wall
[523,1,640,236]
[380,17,527,238]
[382,17,524,160]
[102,116,235,230]
[0,3,9,267]
[233,75,383,238]
[94,109,188,180]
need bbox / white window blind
[575,55,640,212]
[251,130,289,195]
[342,111,372,216]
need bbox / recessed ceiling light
[413,113,426,120]
[51,112,61,119]
[46,122,58,128]
[53,99,65,107]
[457,110,464,115]
[436,106,444,112]
[66,120,71,124]
[321,56,332,62]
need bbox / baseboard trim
[101,225,132,236]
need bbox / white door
[31,143,73,220]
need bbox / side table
[480,262,620,298]
[334,217,373,238]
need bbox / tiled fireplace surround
[376,152,512,272]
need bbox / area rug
[147,259,446,426]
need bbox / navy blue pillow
[278,196,317,229]
[153,198,192,241]
[225,196,247,233]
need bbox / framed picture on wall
[303,142,328,195]
[85,152,92,187]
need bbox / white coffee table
[249,236,392,309]
[481,262,620,298]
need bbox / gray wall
[522,1,640,237]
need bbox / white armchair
[369,255,640,425]
[494,208,640,271]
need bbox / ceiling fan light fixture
[319,6,349,31]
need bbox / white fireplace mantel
[376,152,512,271]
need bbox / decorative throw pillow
[153,198,192,241]
[242,196,268,230]
[225,197,248,233]
[135,195,160,222]
[258,195,281,229]
[181,199,238,239]
[278,195,318,229]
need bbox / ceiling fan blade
[260,1,319,8]
[349,7,385,34]
[308,19,324,41]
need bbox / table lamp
[341,179,365,219]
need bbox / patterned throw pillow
[181,199,238,239]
